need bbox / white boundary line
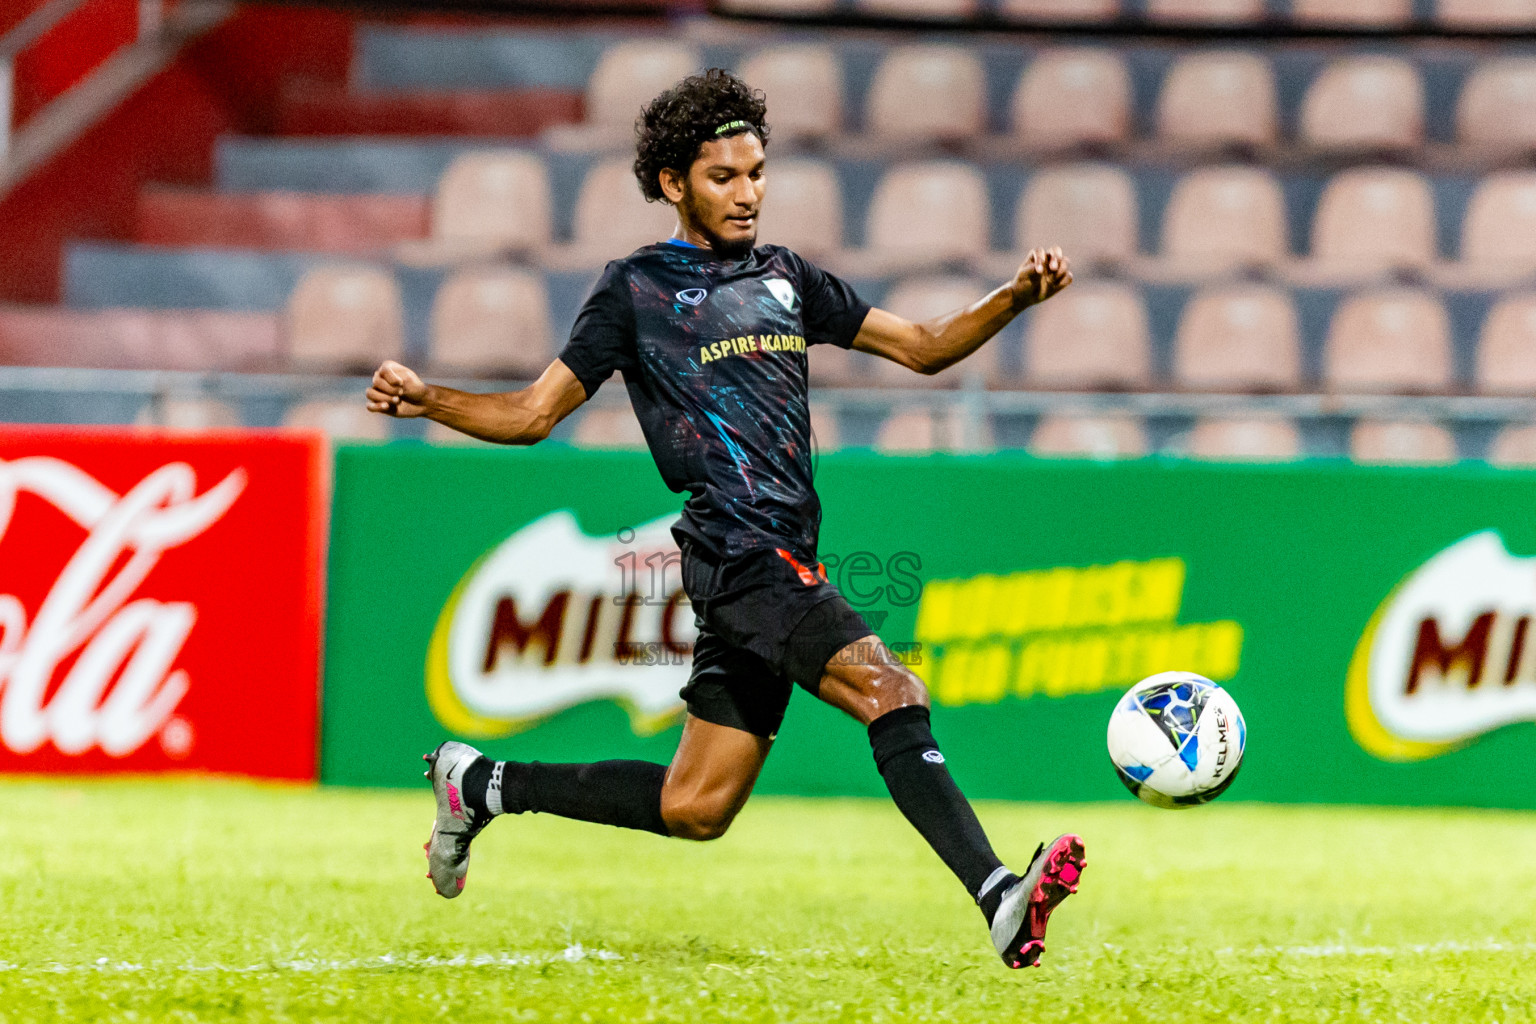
[0,944,626,975]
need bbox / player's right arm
[365,358,587,445]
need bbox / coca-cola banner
[0,428,324,779]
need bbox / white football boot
[990,833,1086,968]
[422,741,491,898]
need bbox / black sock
[868,705,1007,915]
[461,758,669,837]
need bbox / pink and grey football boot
[422,741,490,898]
[990,834,1086,969]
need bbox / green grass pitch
[2,779,1534,1023]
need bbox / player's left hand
[1011,247,1072,310]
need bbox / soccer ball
[1106,671,1246,809]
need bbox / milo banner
[322,444,1536,806]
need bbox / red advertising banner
[0,427,325,780]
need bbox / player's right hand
[366,360,431,418]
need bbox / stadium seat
[136,188,430,255]
[430,267,552,378]
[573,407,648,448]
[1155,51,1277,152]
[559,157,678,268]
[1185,417,1302,461]
[998,0,1120,18]
[1489,423,1536,467]
[738,45,842,144]
[1309,168,1437,279]
[285,266,405,372]
[1300,57,1424,155]
[584,41,703,135]
[754,159,843,259]
[875,406,993,453]
[1350,419,1457,464]
[135,398,243,431]
[1030,414,1148,458]
[1324,289,1452,394]
[1292,0,1411,24]
[870,277,996,387]
[1012,49,1131,152]
[283,398,391,440]
[1173,285,1302,391]
[1459,59,1536,152]
[1015,163,1138,269]
[1458,172,1536,282]
[1160,166,1288,274]
[1146,0,1265,22]
[0,306,282,371]
[807,340,865,387]
[1026,282,1151,389]
[1476,293,1536,394]
[864,161,990,272]
[809,401,842,451]
[866,45,986,146]
[1437,0,1536,27]
[856,0,981,17]
[426,151,552,260]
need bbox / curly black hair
[633,68,770,204]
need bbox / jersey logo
[765,279,798,312]
[676,288,708,306]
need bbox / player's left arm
[851,247,1072,375]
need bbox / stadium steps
[136,187,431,254]
[273,78,585,138]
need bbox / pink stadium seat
[1147,0,1265,22]
[1437,0,1536,27]
[1459,59,1536,151]
[865,161,990,270]
[1173,285,1302,391]
[807,341,865,387]
[1460,172,1536,280]
[1016,163,1137,268]
[754,158,843,259]
[1012,49,1131,151]
[866,46,986,145]
[1350,419,1457,464]
[1026,282,1151,389]
[1300,57,1424,153]
[1161,166,1288,272]
[135,399,243,431]
[563,157,678,265]
[1310,168,1437,277]
[1030,414,1148,458]
[585,41,703,134]
[999,0,1119,17]
[285,266,405,372]
[857,0,980,16]
[1186,418,1301,461]
[1156,51,1277,151]
[573,407,648,449]
[1489,423,1536,467]
[809,402,841,451]
[1324,289,1452,394]
[429,151,552,257]
[875,406,994,453]
[430,268,552,378]
[870,277,996,387]
[283,399,390,440]
[739,45,842,144]
[1476,293,1536,394]
[137,189,429,254]
[0,306,281,371]
[1292,0,1411,25]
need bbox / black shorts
[678,541,873,740]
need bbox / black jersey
[557,240,871,563]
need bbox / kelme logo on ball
[1347,531,1536,762]
[426,512,694,739]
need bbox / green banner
[322,444,1536,807]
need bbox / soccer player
[365,69,1080,969]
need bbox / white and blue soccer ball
[1106,671,1246,809]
